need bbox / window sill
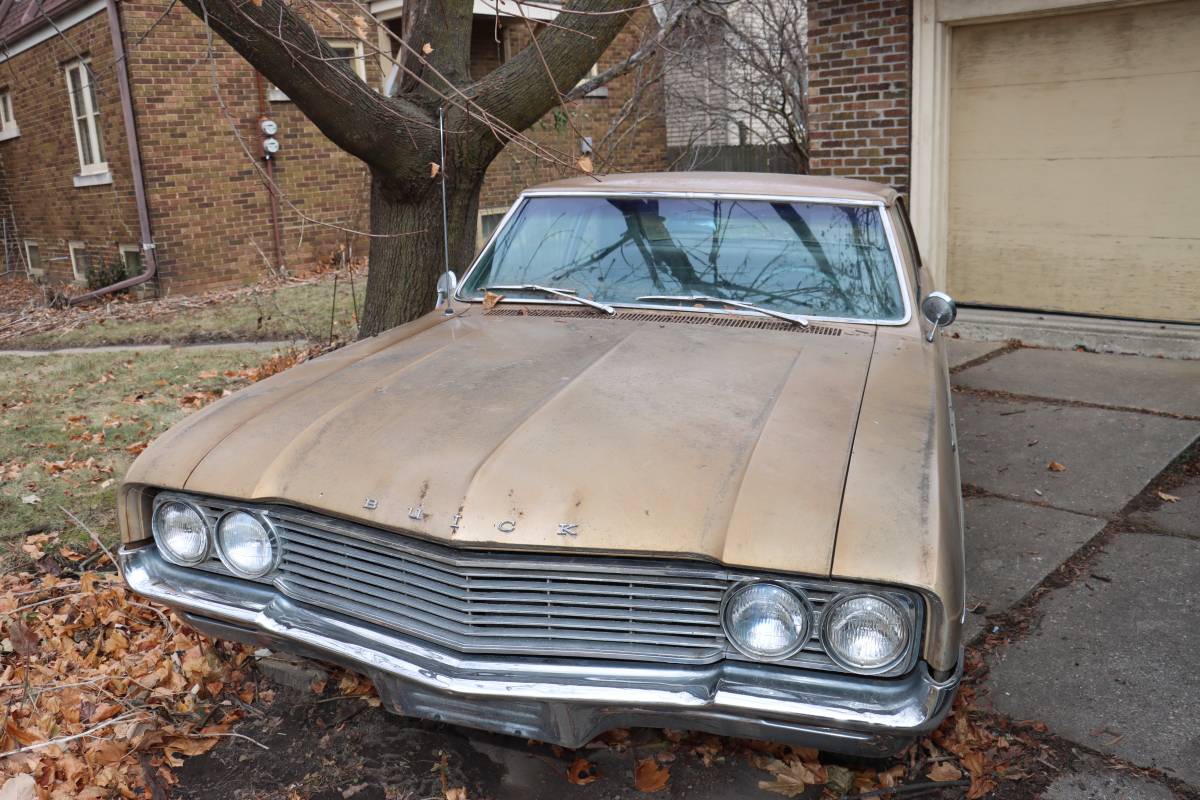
[73,171,113,188]
[0,127,19,142]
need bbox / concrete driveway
[173,340,1200,800]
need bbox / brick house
[806,0,1198,324]
[0,0,666,295]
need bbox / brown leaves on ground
[1156,490,1180,503]
[0,541,260,797]
[1047,460,1068,472]
[633,757,670,793]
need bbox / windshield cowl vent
[484,307,843,336]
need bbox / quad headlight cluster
[721,581,914,674]
[151,499,279,579]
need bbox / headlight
[152,500,209,565]
[721,582,811,661]
[216,511,277,578]
[822,593,911,673]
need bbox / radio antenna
[436,106,456,314]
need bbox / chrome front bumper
[120,545,960,756]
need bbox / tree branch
[471,0,639,139]
[181,0,437,182]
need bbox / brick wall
[0,11,142,286]
[806,0,912,193]
[121,0,377,295]
[1,2,666,295]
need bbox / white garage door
[947,1,1200,323]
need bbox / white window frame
[0,90,18,141]
[68,241,88,282]
[476,206,508,250]
[64,59,107,176]
[269,40,367,101]
[23,240,42,276]
[119,244,143,274]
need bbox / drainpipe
[69,0,157,305]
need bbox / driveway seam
[961,484,1111,522]
[950,385,1200,422]
[948,339,1021,374]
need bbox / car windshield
[460,195,906,322]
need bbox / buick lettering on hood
[118,173,965,756]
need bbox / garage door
[946,1,1200,323]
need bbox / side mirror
[436,270,458,314]
[921,291,956,343]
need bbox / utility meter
[263,137,281,157]
[260,118,278,136]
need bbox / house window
[119,244,142,275]
[0,90,17,140]
[477,207,508,250]
[65,60,106,175]
[24,241,42,276]
[68,241,89,282]
[270,40,367,101]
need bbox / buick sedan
[118,172,964,756]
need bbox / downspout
[69,0,157,304]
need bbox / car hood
[136,311,878,576]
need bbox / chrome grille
[171,494,919,673]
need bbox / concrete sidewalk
[948,339,1200,797]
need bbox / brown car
[118,173,965,756]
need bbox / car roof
[524,172,899,205]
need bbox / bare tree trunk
[359,169,482,336]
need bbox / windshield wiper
[485,284,615,316]
[636,295,809,327]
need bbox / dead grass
[0,347,284,563]
[0,272,365,350]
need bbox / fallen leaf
[0,775,36,800]
[566,757,599,785]
[577,155,594,174]
[1047,461,1067,472]
[482,291,504,310]
[821,765,853,799]
[444,788,466,800]
[430,162,440,178]
[927,762,962,782]
[1157,491,1180,503]
[422,42,434,54]
[757,758,825,797]
[7,618,39,658]
[634,757,670,793]
[21,494,40,505]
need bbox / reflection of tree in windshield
[465,197,904,321]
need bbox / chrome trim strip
[120,545,960,752]
[454,190,915,327]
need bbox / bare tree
[661,0,808,172]
[179,0,697,335]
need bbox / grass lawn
[5,273,366,350]
[0,346,283,566]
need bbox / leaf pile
[0,544,262,797]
